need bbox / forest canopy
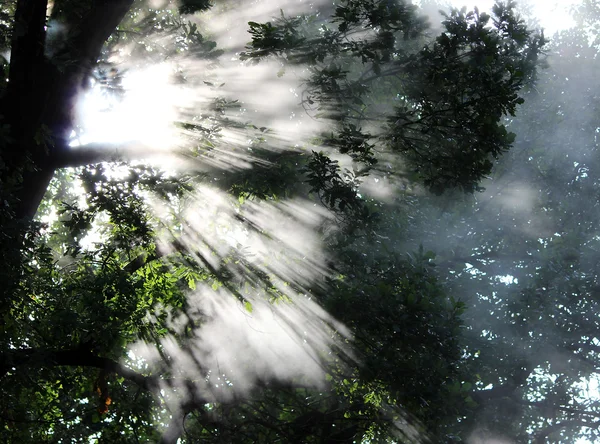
[2,0,599,443]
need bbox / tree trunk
[1,0,135,220]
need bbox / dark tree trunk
[1,0,135,220]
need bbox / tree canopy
[4,0,599,443]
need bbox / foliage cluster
[4,0,598,443]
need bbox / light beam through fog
[71,0,590,440]
[75,64,182,147]
[71,0,371,437]
[133,186,355,390]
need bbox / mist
[67,0,375,438]
[36,0,600,442]
[386,2,600,442]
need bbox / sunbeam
[8,0,598,442]
[67,0,361,433]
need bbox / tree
[400,7,600,441]
[0,1,545,442]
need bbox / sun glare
[67,1,585,438]
[74,63,184,148]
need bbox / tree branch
[471,383,518,404]
[533,419,600,443]
[43,0,135,140]
[523,399,600,419]
[54,141,168,168]
[4,1,137,220]
[3,342,330,444]
[1,347,162,393]
[2,346,311,401]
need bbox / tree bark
[1,0,135,220]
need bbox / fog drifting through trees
[3,0,600,442]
